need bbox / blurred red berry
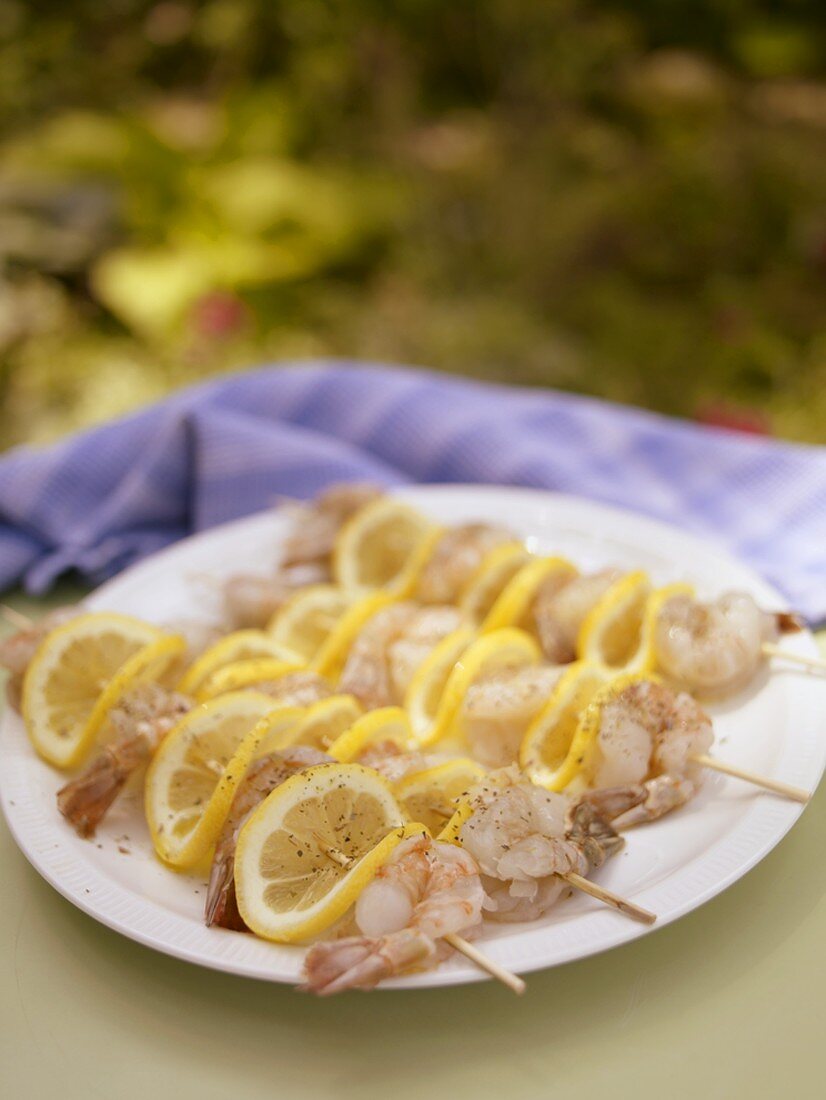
[696,401,771,436]
[191,291,247,339]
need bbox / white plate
[1,486,823,988]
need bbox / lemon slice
[558,671,665,793]
[481,556,577,634]
[458,542,532,622]
[403,627,476,745]
[519,661,607,790]
[327,706,414,762]
[267,585,356,664]
[420,628,541,747]
[437,799,475,845]
[333,497,439,595]
[395,758,486,835]
[196,657,306,701]
[312,590,396,680]
[234,762,415,942]
[145,691,296,869]
[577,571,654,673]
[22,612,165,768]
[268,694,363,753]
[178,630,300,697]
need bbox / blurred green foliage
[0,0,825,446]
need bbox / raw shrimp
[339,603,464,710]
[0,605,80,710]
[654,590,800,698]
[205,746,332,929]
[387,605,466,699]
[57,683,192,837]
[584,678,714,826]
[461,665,563,768]
[416,524,515,605]
[458,768,624,922]
[338,603,418,710]
[358,743,455,784]
[302,833,484,993]
[249,669,333,707]
[533,568,622,663]
[222,565,329,629]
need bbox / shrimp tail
[610,775,695,830]
[204,856,248,931]
[565,799,626,868]
[57,736,151,837]
[776,611,804,634]
[301,928,436,995]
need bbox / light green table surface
[1,585,823,1100]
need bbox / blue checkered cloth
[1,362,824,622]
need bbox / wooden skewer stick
[691,754,810,804]
[561,871,657,925]
[311,833,527,993]
[0,604,34,631]
[762,642,826,674]
[443,933,526,995]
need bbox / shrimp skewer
[577,677,809,828]
[57,683,192,837]
[458,768,655,924]
[302,833,489,993]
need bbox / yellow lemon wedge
[458,542,532,622]
[196,657,306,702]
[436,798,476,845]
[577,571,654,674]
[403,627,476,745]
[480,555,577,634]
[145,691,284,869]
[178,630,300,697]
[21,612,166,769]
[418,627,542,748]
[267,585,357,664]
[395,758,487,835]
[332,496,440,596]
[233,762,418,942]
[327,706,414,762]
[519,661,608,790]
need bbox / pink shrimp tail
[301,928,436,995]
[57,737,151,838]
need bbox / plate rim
[2,484,823,989]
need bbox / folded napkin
[1,361,824,623]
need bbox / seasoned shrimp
[585,678,713,825]
[251,669,333,706]
[654,590,799,698]
[459,768,624,922]
[57,683,192,837]
[533,568,622,663]
[339,603,463,710]
[416,524,515,605]
[222,565,328,629]
[0,605,80,710]
[206,746,332,929]
[387,605,466,699]
[461,665,563,768]
[358,743,455,784]
[302,833,484,993]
